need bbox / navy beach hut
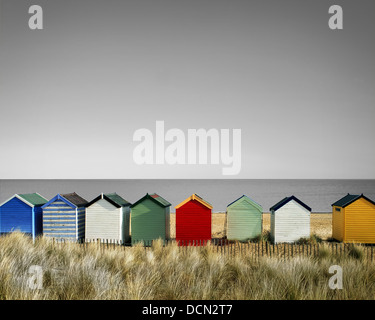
[0,193,48,240]
[42,192,88,241]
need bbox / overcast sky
[0,0,374,179]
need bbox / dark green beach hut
[130,193,171,245]
[226,195,263,241]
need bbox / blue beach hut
[0,193,48,240]
[42,192,88,241]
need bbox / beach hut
[0,193,48,240]
[130,193,171,245]
[175,194,212,245]
[42,192,88,241]
[270,195,311,243]
[226,195,263,241]
[85,193,131,243]
[332,193,375,243]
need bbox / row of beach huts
[0,192,375,244]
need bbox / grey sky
[0,0,374,179]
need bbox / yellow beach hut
[332,194,375,243]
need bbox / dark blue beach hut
[42,192,88,241]
[0,193,48,240]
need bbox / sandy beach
[169,212,332,240]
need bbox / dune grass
[0,232,374,300]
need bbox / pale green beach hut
[226,195,263,241]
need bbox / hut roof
[331,193,375,208]
[87,193,131,208]
[130,193,171,208]
[60,192,88,207]
[105,193,131,207]
[0,193,48,207]
[175,193,213,209]
[270,195,311,212]
[227,195,263,211]
[18,193,48,206]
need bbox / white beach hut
[85,193,131,243]
[270,195,311,243]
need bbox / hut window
[335,208,341,212]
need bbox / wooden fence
[48,238,375,262]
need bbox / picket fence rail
[46,238,375,262]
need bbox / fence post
[269,243,272,258]
[284,244,286,261]
[371,246,373,262]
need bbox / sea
[0,179,374,213]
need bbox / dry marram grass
[0,232,374,300]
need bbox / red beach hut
[175,194,213,246]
